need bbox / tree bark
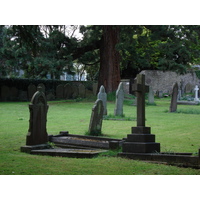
[98,25,121,93]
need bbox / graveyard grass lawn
[0,99,200,175]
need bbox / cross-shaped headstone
[194,85,199,102]
[132,74,149,127]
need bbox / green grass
[0,98,200,175]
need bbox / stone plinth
[123,74,160,154]
[122,126,160,153]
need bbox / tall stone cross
[132,74,149,127]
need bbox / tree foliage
[1,25,200,92]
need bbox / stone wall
[140,70,200,94]
[0,79,97,102]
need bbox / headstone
[114,82,124,116]
[177,89,182,101]
[1,85,10,101]
[92,83,98,95]
[180,79,184,95]
[10,87,18,101]
[194,85,199,102]
[78,84,86,98]
[169,82,178,112]
[64,84,73,99]
[38,83,45,93]
[56,84,64,99]
[97,85,107,115]
[19,90,28,101]
[122,74,160,153]
[88,99,104,135]
[148,87,154,104]
[184,83,193,93]
[26,86,49,145]
[158,91,163,98]
[72,85,79,98]
[28,84,37,100]
[46,92,55,101]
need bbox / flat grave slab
[31,148,107,158]
[177,101,199,105]
[50,133,124,150]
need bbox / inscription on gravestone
[114,82,124,116]
[97,85,107,115]
[88,99,104,135]
[26,86,49,145]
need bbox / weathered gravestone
[122,74,160,153]
[72,85,79,98]
[97,85,107,115]
[114,82,124,116]
[184,83,193,93]
[169,82,178,112]
[56,84,64,99]
[28,84,37,100]
[78,83,86,98]
[26,86,49,145]
[88,99,104,135]
[38,83,45,93]
[10,87,18,101]
[148,86,155,104]
[64,84,73,99]
[1,85,10,101]
[92,83,98,95]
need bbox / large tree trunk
[98,26,121,93]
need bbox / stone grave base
[177,101,199,105]
[21,144,52,154]
[31,148,107,158]
[118,152,200,169]
[21,132,123,158]
[49,132,124,150]
[21,143,107,158]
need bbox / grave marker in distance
[114,82,124,116]
[169,82,178,112]
[97,85,107,115]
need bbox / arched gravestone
[64,84,73,99]
[26,86,49,145]
[97,85,107,115]
[56,84,64,99]
[28,84,37,100]
[114,82,124,116]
